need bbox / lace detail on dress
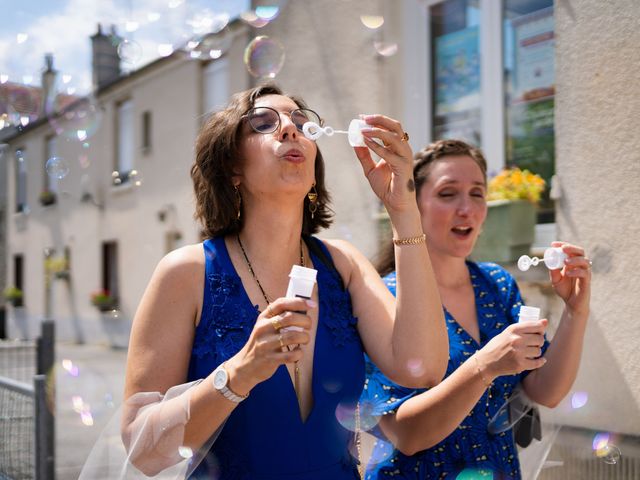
[192,272,255,362]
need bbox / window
[14,254,24,307]
[15,148,27,213]
[430,0,482,146]
[203,57,230,117]
[102,241,119,306]
[504,0,555,222]
[142,110,152,153]
[115,99,134,184]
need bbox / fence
[0,321,55,480]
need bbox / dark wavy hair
[376,139,488,276]
[191,83,333,239]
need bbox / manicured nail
[360,127,374,133]
[305,299,317,308]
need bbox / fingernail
[362,114,375,122]
[305,299,317,308]
[360,127,373,133]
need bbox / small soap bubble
[360,15,384,29]
[0,74,8,83]
[125,21,139,33]
[158,44,174,57]
[178,446,194,459]
[147,12,161,22]
[256,6,280,21]
[46,96,102,141]
[596,444,621,465]
[62,75,72,84]
[16,33,28,44]
[456,468,494,479]
[244,36,285,78]
[407,358,426,377]
[366,438,395,467]
[187,32,233,60]
[117,39,143,65]
[571,391,588,409]
[58,360,116,426]
[335,401,379,433]
[46,157,70,180]
[129,169,143,187]
[374,41,398,57]
[240,11,270,28]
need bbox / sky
[0,0,250,94]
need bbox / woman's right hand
[475,319,548,380]
[224,297,314,395]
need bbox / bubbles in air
[335,401,380,433]
[592,432,621,465]
[570,391,588,409]
[46,157,70,180]
[117,39,143,65]
[374,41,398,57]
[46,95,102,142]
[244,36,285,78]
[360,15,384,29]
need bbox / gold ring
[400,132,409,142]
[271,317,282,332]
[278,334,285,349]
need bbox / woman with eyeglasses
[119,84,448,479]
[360,139,592,479]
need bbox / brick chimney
[41,53,57,112]
[91,24,121,90]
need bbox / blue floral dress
[187,236,364,479]
[361,262,549,480]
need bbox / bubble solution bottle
[518,306,541,323]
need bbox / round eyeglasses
[243,106,322,135]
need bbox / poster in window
[434,26,481,145]
[507,6,555,183]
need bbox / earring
[234,185,242,221]
[307,182,318,219]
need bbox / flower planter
[470,199,536,263]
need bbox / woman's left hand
[353,114,416,213]
[549,241,591,318]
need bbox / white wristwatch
[212,363,248,403]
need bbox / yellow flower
[487,167,546,204]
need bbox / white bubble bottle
[518,306,541,323]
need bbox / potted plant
[90,289,117,312]
[45,256,70,280]
[39,189,57,206]
[471,167,546,263]
[3,286,23,307]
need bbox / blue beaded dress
[361,262,549,480]
[187,236,364,479]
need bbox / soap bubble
[46,157,70,180]
[374,41,398,57]
[592,432,622,464]
[365,437,395,467]
[47,95,102,141]
[406,358,426,377]
[256,6,280,21]
[186,31,233,60]
[456,468,494,479]
[186,10,229,35]
[244,36,285,78]
[335,401,379,433]
[158,44,174,57]
[178,446,194,459]
[58,359,117,426]
[117,39,143,65]
[240,10,270,28]
[570,391,588,409]
[129,169,144,187]
[360,15,384,29]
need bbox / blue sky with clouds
[0,0,248,94]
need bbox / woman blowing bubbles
[362,139,591,479]
[118,84,448,479]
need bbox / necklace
[236,233,305,407]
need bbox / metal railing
[0,321,55,480]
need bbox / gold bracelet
[473,355,492,388]
[392,234,426,246]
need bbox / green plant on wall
[3,286,23,307]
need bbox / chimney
[41,53,57,113]
[91,23,121,90]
